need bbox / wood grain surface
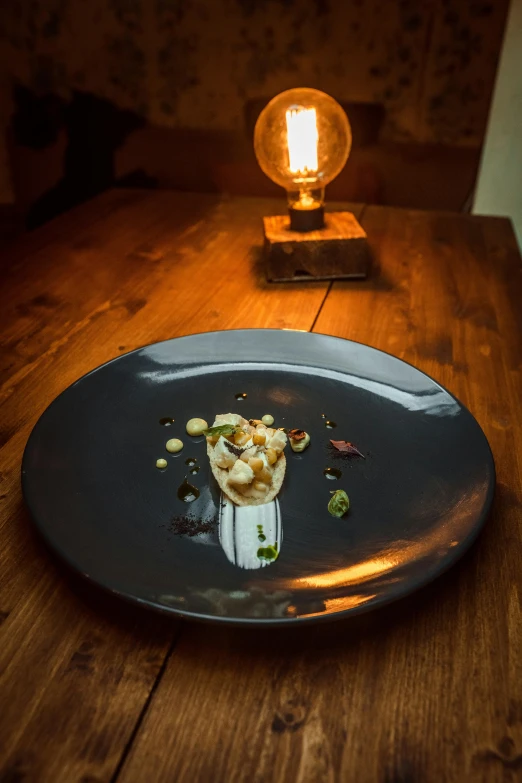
[1,190,521,783]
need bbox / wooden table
[1,190,521,783]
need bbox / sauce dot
[185,458,197,467]
[166,438,184,453]
[235,393,248,401]
[177,478,200,503]
[159,417,174,426]
[325,420,337,429]
[186,417,208,436]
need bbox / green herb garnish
[257,543,278,562]
[328,489,350,518]
[202,424,239,438]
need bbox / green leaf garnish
[202,424,240,438]
[328,489,350,518]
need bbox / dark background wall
[0,0,510,228]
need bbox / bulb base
[288,205,325,232]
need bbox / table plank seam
[110,626,183,783]
[310,204,368,333]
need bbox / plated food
[159,409,359,519]
[205,413,288,506]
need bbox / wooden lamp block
[264,211,370,282]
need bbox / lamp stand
[263,211,370,283]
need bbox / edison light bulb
[254,88,352,231]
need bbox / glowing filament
[286,107,318,176]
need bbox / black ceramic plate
[22,330,494,625]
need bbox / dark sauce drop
[177,478,200,503]
[324,467,342,480]
[325,420,337,429]
[235,392,248,401]
[159,417,174,426]
[189,466,200,475]
[185,458,197,467]
[321,413,326,419]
